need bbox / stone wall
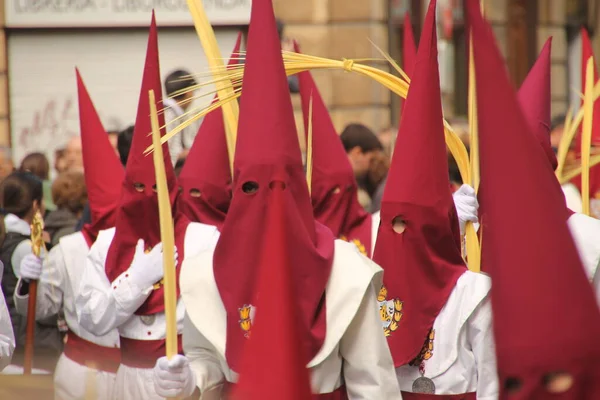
[273,0,392,143]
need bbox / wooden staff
[148,90,178,363]
[24,211,44,374]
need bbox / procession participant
[296,62,477,257]
[76,14,219,400]
[0,284,15,371]
[151,0,401,398]
[515,38,600,290]
[373,1,497,398]
[468,0,600,396]
[12,70,123,399]
[296,66,372,257]
[177,35,241,228]
[0,171,62,372]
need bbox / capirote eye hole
[190,188,201,198]
[504,377,522,394]
[242,181,259,194]
[392,216,406,234]
[269,181,286,190]
[151,184,157,193]
[543,372,573,394]
[133,182,145,193]
[332,187,341,194]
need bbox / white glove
[153,355,196,399]
[19,254,43,281]
[127,239,178,290]
[452,184,479,235]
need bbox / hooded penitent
[297,62,372,256]
[571,28,600,207]
[403,12,417,78]
[178,34,242,228]
[516,38,557,171]
[467,1,600,398]
[372,0,466,368]
[516,39,574,220]
[212,0,334,373]
[76,69,125,246]
[231,186,313,400]
[105,13,190,315]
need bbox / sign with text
[5,0,251,28]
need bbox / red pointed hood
[373,0,466,367]
[178,34,242,228]
[403,12,417,78]
[76,69,125,246]
[213,0,334,372]
[105,13,189,316]
[231,186,313,400]
[467,1,600,397]
[297,61,371,255]
[517,38,557,170]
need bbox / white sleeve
[13,245,65,320]
[466,296,498,400]
[183,313,225,396]
[0,286,15,371]
[11,239,33,278]
[340,282,403,400]
[76,239,152,336]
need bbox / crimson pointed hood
[517,38,557,170]
[178,34,242,228]
[296,58,371,256]
[105,12,190,316]
[467,1,600,397]
[231,186,313,400]
[212,0,334,372]
[403,12,417,78]
[76,69,125,246]
[373,0,466,367]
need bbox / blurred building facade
[0,0,598,154]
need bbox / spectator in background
[164,70,200,166]
[54,149,67,175]
[550,114,565,152]
[45,171,87,247]
[448,149,465,192]
[19,152,55,216]
[377,126,397,158]
[0,147,14,183]
[340,123,385,210]
[64,136,83,172]
[108,130,120,158]
[19,152,49,181]
[117,125,134,166]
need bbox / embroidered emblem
[238,304,256,338]
[410,329,435,366]
[377,286,403,337]
[340,235,368,256]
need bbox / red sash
[401,392,476,400]
[63,333,120,373]
[119,336,183,369]
[222,382,348,399]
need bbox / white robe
[76,223,219,400]
[562,183,583,214]
[395,271,498,399]
[567,213,600,304]
[13,232,120,400]
[180,240,402,399]
[0,284,15,372]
